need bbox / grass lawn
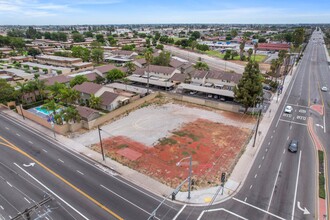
[205,50,267,63]
[172,36,187,43]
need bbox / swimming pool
[35,106,61,115]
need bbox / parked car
[189,91,198,95]
[207,94,213,98]
[321,86,328,92]
[284,105,293,114]
[288,139,298,153]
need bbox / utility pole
[188,155,192,200]
[252,109,262,148]
[98,125,105,161]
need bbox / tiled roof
[44,75,71,86]
[100,91,119,106]
[191,70,208,79]
[206,70,242,84]
[147,65,175,75]
[170,73,186,82]
[73,82,103,94]
[76,105,99,119]
[169,59,185,68]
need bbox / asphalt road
[164,45,245,74]
[0,112,183,220]
[0,31,325,220]
[176,31,320,220]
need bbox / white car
[321,86,328,92]
[284,105,293,114]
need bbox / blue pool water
[35,106,61,115]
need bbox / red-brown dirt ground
[93,118,252,189]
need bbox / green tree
[293,28,305,48]
[247,48,253,61]
[231,29,238,38]
[16,82,28,103]
[71,46,90,62]
[190,41,197,50]
[70,75,88,87]
[121,44,135,51]
[94,75,105,84]
[254,42,259,60]
[58,88,80,105]
[27,48,41,58]
[91,48,104,64]
[233,61,263,113]
[89,94,101,109]
[42,100,60,116]
[124,62,136,74]
[152,51,171,66]
[193,62,209,71]
[62,106,81,123]
[191,31,201,40]
[72,33,85,43]
[95,34,105,44]
[9,37,25,50]
[156,44,164,50]
[106,69,126,82]
[224,50,231,60]
[0,79,15,104]
[231,50,239,60]
[84,31,94,38]
[239,37,247,61]
[47,82,66,99]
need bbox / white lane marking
[16,133,20,137]
[5,127,9,130]
[14,163,89,220]
[262,156,265,160]
[42,149,47,153]
[197,208,248,220]
[258,164,261,169]
[173,204,187,220]
[283,149,286,154]
[77,170,84,175]
[233,197,286,220]
[279,119,307,126]
[24,197,31,204]
[58,159,64,163]
[287,136,290,140]
[265,148,268,152]
[100,184,158,218]
[0,205,3,210]
[271,136,273,139]
[291,150,302,220]
[267,162,282,211]
[250,185,253,189]
[254,174,257,178]
[268,142,271,145]
[290,125,292,130]
[7,182,12,187]
[273,130,276,133]
[28,141,33,144]
[9,216,11,219]
[244,197,247,202]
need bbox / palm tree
[239,37,247,61]
[247,48,253,61]
[89,94,101,109]
[42,100,59,116]
[124,62,136,75]
[144,50,153,94]
[58,88,80,105]
[254,42,258,61]
[47,82,66,99]
[16,82,28,104]
[193,62,209,71]
[35,79,46,100]
[62,106,81,124]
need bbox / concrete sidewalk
[2,64,298,206]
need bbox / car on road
[321,86,328,92]
[288,139,298,153]
[284,105,293,114]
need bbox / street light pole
[98,125,105,161]
[176,155,192,199]
[188,155,192,200]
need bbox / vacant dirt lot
[89,103,255,189]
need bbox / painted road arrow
[316,124,324,129]
[297,201,310,215]
[23,163,35,167]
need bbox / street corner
[310,105,324,116]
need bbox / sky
[0,0,330,25]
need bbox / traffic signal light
[221,172,226,183]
